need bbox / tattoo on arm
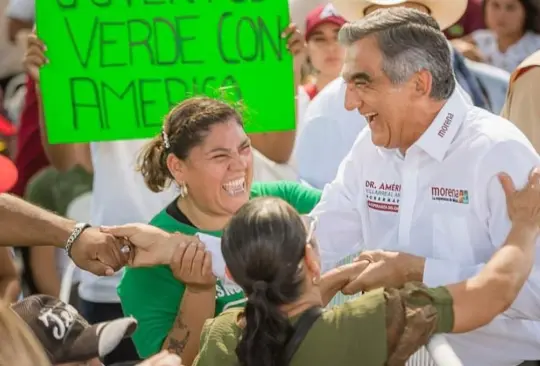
[168,315,191,355]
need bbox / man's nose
[344,83,362,111]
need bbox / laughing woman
[117,97,332,365]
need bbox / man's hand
[100,224,192,267]
[342,250,425,295]
[70,228,130,276]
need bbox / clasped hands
[72,221,425,295]
[334,250,426,296]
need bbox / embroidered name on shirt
[365,181,400,212]
[431,187,469,204]
[437,113,454,138]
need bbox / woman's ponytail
[236,281,293,366]
[137,135,171,193]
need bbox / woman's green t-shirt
[117,181,321,357]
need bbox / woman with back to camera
[192,168,540,366]
[117,96,368,366]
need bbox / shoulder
[251,181,320,199]
[250,181,321,212]
[464,108,533,148]
[196,309,242,365]
[461,109,539,178]
[303,77,352,124]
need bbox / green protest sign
[36,0,295,144]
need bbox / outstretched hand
[100,223,193,267]
[499,167,540,230]
[69,228,130,276]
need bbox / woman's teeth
[222,177,246,196]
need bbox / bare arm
[29,246,60,297]
[0,194,75,248]
[162,288,216,366]
[36,86,93,172]
[447,222,538,333]
[0,247,20,302]
[319,260,370,306]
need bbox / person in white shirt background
[308,7,540,366]
[453,0,540,73]
[295,3,347,131]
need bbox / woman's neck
[279,290,323,318]
[497,31,524,53]
[177,198,231,232]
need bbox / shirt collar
[413,86,472,162]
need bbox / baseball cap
[305,3,347,40]
[11,295,137,364]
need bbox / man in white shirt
[311,7,540,366]
[296,0,511,189]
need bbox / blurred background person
[453,0,540,72]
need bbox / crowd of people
[2,0,540,365]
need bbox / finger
[354,252,375,263]
[341,275,367,295]
[85,260,115,277]
[171,241,189,268]
[99,236,126,272]
[181,242,197,276]
[529,167,540,188]
[281,23,297,38]
[201,251,213,278]
[100,224,140,238]
[498,173,516,198]
[191,247,206,276]
[115,237,132,265]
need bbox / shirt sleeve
[423,139,540,320]
[503,67,540,153]
[384,283,454,365]
[310,131,367,272]
[117,265,186,358]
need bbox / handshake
[70,221,421,295]
[69,223,198,276]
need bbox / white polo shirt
[311,88,540,365]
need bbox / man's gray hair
[339,7,455,100]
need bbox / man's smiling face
[342,35,417,149]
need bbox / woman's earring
[179,182,188,198]
[312,276,320,286]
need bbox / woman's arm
[162,288,216,366]
[320,260,370,305]
[29,246,60,297]
[447,222,538,333]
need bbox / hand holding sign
[24,30,47,83]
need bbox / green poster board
[36,0,295,144]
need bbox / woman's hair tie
[251,281,269,296]
[161,129,171,150]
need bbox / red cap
[305,4,347,40]
[0,154,17,193]
[0,114,16,136]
